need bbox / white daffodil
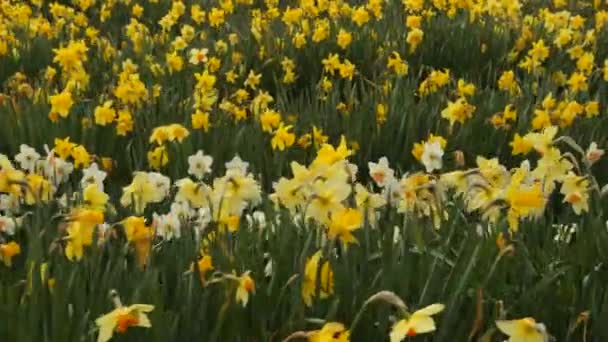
[368,157,395,187]
[15,144,40,173]
[81,163,107,191]
[421,141,444,173]
[188,150,213,180]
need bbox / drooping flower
[195,255,214,285]
[122,216,153,268]
[302,251,334,307]
[121,172,161,213]
[496,317,549,342]
[560,172,589,215]
[95,292,154,342]
[0,241,20,267]
[390,304,445,342]
[65,209,104,261]
[235,271,255,307]
[309,322,350,342]
[586,142,604,164]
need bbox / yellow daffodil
[560,172,589,214]
[309,322,350,342]
[327,207,363,245]
[49,90,73,119]
[96,295,154,342]
[312,136,353,166]
[390,304,445,341]
[83,184,109,210]
[235,271,255,307]
[0,241,21,266]
[24,174,52,205]
[271,123,296,151]
[496,317,549,342]
[65,208,104,261]
[122,216,153,268]
[195,255,213,285]
[302,251,334,307]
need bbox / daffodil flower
[309,322,350,342]
[496,317,549,342]
[95,291,154,342]
[235,271,255,307]
[390,303,445,342]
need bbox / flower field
[2,0,608,341]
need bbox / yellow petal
[95,310,118,327]
[408,315,436,334]
[414,303,445,316]
[236,286,249,307]
[95,310,119,342]
[320,322,346,335]
[96,325,114,342]
[137,312,152,328]
[389,319,409,342]
[128,304,155,312]
[496,320,519,336]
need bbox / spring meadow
[2,0,608,341]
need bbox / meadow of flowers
[1,0,608,341]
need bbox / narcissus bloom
[191,110,210,131]
[312,136,353,166]
[560,172,589,214]
[421,141,444,173]
[441,97,476,127]
[188,150,213,180]
[496,317,549,342]
[122,216,153,268]
[327,207,362,245]
[235,271,255,307]
[96,301,154,342]
[65,208,104,261]
[196,255,214,284]
[271,123,296,151]
[302,251,334,307]
[0,241,20,266]
[309,322,350,342]
[71,145,91,168]
[510,133,533,156]
[586,142,604,164]
[336,29,352,49]
[94,101,116,126]
[83,184,109,210]
[15,144,40,173]
[390,304,444,342]
[49,90,73,119]
[24,174,52,205]
[147,146,168,170]
[53,137,76,160]
[368,157,395,187]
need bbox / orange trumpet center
[116,312,139,333]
